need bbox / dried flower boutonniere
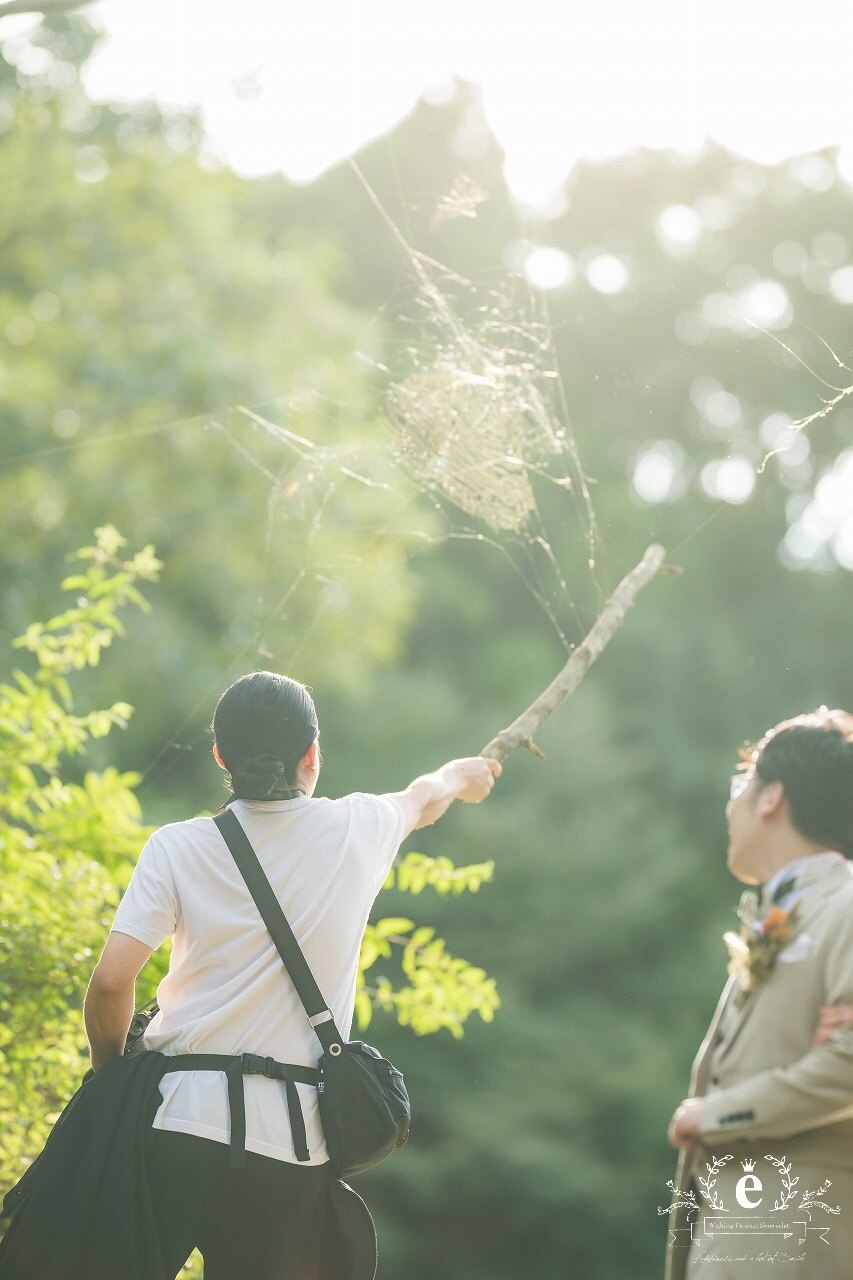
[724,903,799,1008]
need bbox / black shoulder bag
[212,808,411,1178]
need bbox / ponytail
[212,671,318,801]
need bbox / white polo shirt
[111,792,406,1164]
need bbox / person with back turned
[665,708,853,1280]
[0,670,501,1280]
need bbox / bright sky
[79,0,853,205]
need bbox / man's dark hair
[212,671,318,800]
[745,708,853,858]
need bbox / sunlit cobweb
[14,174,606,783]
[430,175,490,229]
[388,348,564,534]
[356,159,597,562]
[240,175,603,651]
[366,175,600,644]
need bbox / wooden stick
[480,544,667,762]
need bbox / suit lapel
[714,860,851,1062]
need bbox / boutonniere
[723,902,799,1008]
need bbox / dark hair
[744,708,853,858]
[211,671,319,801]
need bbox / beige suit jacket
[665,858,853,1280]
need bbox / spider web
[125,175,853,781]
[1,171,608,786]
[245,168,603,647]
[386,307,596,641]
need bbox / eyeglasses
[729,772,754,801]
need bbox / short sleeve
[346,793,407,895]
[111,833,178,949]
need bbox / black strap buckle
[237,1053,311,1163]
[240,1052,279,1078]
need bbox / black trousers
[144,1128,346,1280]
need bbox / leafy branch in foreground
[15,524,161,676]
[0,528,161,1199]
[358,852,499,1037]
[385,850,495,896]
[1,526,161,853]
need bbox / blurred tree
[0,11,418,816]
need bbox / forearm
[698,1031,853,1142]
[84,981,134,1071]
[403,764,467,829]
[390,756,500,834]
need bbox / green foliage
[375,926,499,1039]
[16,526,161,671]
[385,849,495,895]
[0,14,418,804]
[360,852,499,1036]
[0,528,160,1202]
[0,837,113,1182]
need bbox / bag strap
[213,809,344,1056]
[161,1053,320,1167]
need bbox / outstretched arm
[387,756,501,837]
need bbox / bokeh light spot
[783,451,853,570]
[523,246,575,291]
[788,153,835,192]
[829,266,853,305]
[631,440,687,504]
[585,254,629,295]
[734,280,792,331]
[700,457,756,504]
[656,204,702,255]
[75,145,109,184]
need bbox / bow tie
[770,875,797,905]
[738,877,798,927]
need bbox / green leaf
[354,991,373,1030]
[373,916,415,938]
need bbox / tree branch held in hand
[481,544,667,762]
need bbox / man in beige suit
[665,708,853,1280]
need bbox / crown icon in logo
[741,1159,756,1172]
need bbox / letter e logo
[736,1173,763,1208]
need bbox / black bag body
[214,809,410,1178]
[317,1040,410,1177]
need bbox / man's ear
[213,743,226,770]
[304,739,319,770]
[756,779,785,818]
